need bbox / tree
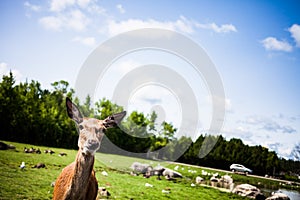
[0,72,17,140]
[160,121,177,141]
[94,98,123,119]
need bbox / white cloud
[116,4,125,14]
[67,10,90,31]
[240,115,296,134]
[39,10,89,32]
[236,126,246,132]
[50,0,75,12]
[24,1,41,12]
[225,98,233,112]
[72,36,96,46]
[261,37,293,52]
[39,16,63,31]
[0,62,23,82]
[77,0,91,8]
[289,24,300,47]
[105,16,197,36]
[0,62,8,76]
[196,22,237,33]
[86,4,106,15]
[103,16,237,36]
[50,0,93,12]
[206,95,232,112]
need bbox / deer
[53,97,126,200]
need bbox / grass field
[0,141,268,199]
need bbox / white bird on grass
[145,183,153,187]
[20,162,25,170]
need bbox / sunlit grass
[0,141,249,199]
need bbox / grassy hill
[0,141,250,199]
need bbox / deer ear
[66,97,83,124]
[103,111,126,128]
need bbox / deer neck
[68,150,95,199]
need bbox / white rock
[101,171,108,176]
[162,189,170,194]
[266,192,290,200]
[196,176,204,184]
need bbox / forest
[0,72,299,180]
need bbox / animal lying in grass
[130,162,182,180]
[53,97,126,200]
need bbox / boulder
[0,141,15,150]
[232,184,265,200]
[220,175,233,184]
[162,168,182,179]
[195,176,204,184]
[266,192,290,200]
[220,175,234,191]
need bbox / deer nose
[88,139,99,149]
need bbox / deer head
[66,97,126,156]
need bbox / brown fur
[53,151,98,200]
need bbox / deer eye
[79,125,84,130]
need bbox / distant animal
[130,162,153,178]
[151,166,182,180]
[152,165,166,180]
[59,152,67,156]
[33,163,46,169]
[24,147,35,153]
[44,149,55,154]
[36,148,41,154]
[162,168,183,180]
[98,187,111,197]
[53,97,126,200]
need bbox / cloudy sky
[1,0,300,159]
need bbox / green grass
[0,141,258,199]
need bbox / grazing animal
[44,149,55,154]
[152,165,166,180]
[35,148,41,154]
[99,187,111,197]
[59,152,67,156]
[33,163,46,169]
[162,168,183,180]
[53,97,126,200]
[130,162,153,178]
[24,147,40,154]
[24,147,33,153]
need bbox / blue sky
[1,0,300,159]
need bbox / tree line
[0,72,299,179]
